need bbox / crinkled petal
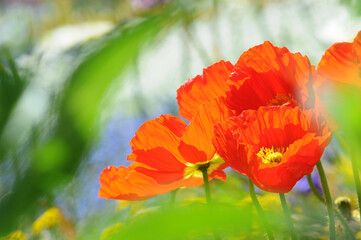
[135,167,185,185]
[133,147,187,172]
[209,169,227,181]
[317,41,360,86]
[180,97,232,161]
[226,41,314,114]
[98,166,170,200]
[128,114,187,163]
[213,120,248,175]
[177,60,234,120]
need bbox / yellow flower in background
[101,222,123,240]
[240,193,281,212]
[116,200,131,212]
[335,153,354,185]
[1,230,27,240]
[32,207,63,236]
[356,231,361,239]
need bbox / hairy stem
[279,193,297,240]
[200,167,211,205]
[248,179,274,240]
[316,161,336,240]
[307,174,356,240]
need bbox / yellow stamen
[267,93,294,106]
[256,147,287,164]
[184,154,225,179]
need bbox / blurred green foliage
[103,204,257,240]
[0,51,27,149]
[0,0,205,235]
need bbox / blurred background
[1,0,361,239]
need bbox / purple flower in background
[129,0,169,10]
[294,170,323,195]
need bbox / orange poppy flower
[315,31,361,131]
[132,100,230,186]
[213,106,331,193]
[177,60,234,121]
[226,41,315,115]
[317,31,361,87]
[99,101,230,200]
[99,163,210,200]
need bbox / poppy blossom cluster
[99,31,361,199]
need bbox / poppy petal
[178,141,208,164]
[99,166,158,201]
[135,167,185,185]
[213,120,248,175]
[209,169,227,181]
[128,114,186,163]
[99,165,191,200]
[235,106,321,147]
[226,41,314,114]
[317,41,360,86]
[180,97,232,160]
[177,60,234,120]
[133,147,187,172]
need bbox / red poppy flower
[132,100,230,186]
[177,60,234,121]
[226,41,315,115]
[213,106,331,193]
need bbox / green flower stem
[248,179,274,240]
[306,174,324,203]
[200,168,222,240]
[200,167,211,205]
[316,161,336,240]
[279,193,297,240]
[307,174,356,240]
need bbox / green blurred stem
[279,193,297,240]
[335,132,361,224]
[3,49,21,83]
[200,167,211,205]
[170,189,178,207]
[183,26,212,66]
[350,150,361,224]
[307,174,356,240]
[316,161,336,240]
[248,179,274,240]
[200,167,222,240]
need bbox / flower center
[183,154,225,179]
[256,147,287,164]
[267,93,294,106]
